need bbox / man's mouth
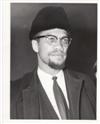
[52,54,63,57]
[50,53,65,57]
[50,51,65,56]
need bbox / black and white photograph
[2,0,100,123]
[10,3,97,120]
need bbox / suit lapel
[64,70,83,119]
[22,70,58,119]
[22,73,40,119]
[38,80,59,119]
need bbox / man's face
[32,28,71,70]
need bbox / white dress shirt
[37,67,69,119]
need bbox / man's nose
[55,40,63,50]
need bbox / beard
[48,57,66,69]
[49,61,65,69]
[38,49,67,70]
[48,51,67,69]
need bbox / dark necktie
[52,76,68,119]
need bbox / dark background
[11,3,97,81]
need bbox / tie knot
[52,76,57,81]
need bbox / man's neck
[38,65,61,76]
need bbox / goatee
[48,61,65,70]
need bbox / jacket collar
[22,70,40,119]
[64,69,83,119]
[22,69,58,119]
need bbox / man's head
[29,6,72,71]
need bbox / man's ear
[31,40,39,53]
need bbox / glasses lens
[46,35,56,42]
[34,35,71,46]
[61,37,69,45]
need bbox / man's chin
[49,62,65,70]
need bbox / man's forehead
[36,28,68,36]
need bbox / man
[10,6,96,119]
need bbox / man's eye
[48,37,55,40]
[62,38,69,44]
[64,38,68,41]
[47,37,56,42]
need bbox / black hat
[29,6,71,40]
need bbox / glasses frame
[33,34,72,47]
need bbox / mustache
[49,50,66,56]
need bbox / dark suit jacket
[10,68,96,119]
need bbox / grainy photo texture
[10,3,97,119]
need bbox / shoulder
[64,68,96,103]
[11,71,35,98]
[11,71,33,87]
[64,68,94,82]
[64,68,96,97]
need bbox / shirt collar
[37,67,63,79]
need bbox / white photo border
[2,0,99,124]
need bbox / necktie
[52,76,68,119]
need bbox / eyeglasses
[33,35,71,47]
